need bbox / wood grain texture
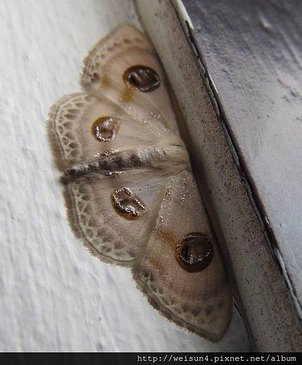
[0,0,249,351]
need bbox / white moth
[48,24,232,341]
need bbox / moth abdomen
[63,142,189,180]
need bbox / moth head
[123,65,160,92]
[176,232,214,272]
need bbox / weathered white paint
[136,0,302,351]
[0,0,249,351]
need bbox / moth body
[64,136,189,180]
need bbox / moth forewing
[133,171,232,341]
[81,24,179,135]
[47,24,232,341]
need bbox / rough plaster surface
[0,0,249,351]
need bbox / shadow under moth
[48,24,232,341]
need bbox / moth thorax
[123,65,160,92]
[176,233,214,272]
[160,143,189,164]
[92,116,120,142]
[111,187,146,220]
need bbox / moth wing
[133,170,232,341]
[63,170,169,266]
[48,92,159,171]
[81,24,178,136]
[48,24,232,340]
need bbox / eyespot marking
[176,232,214,272]
[123,65,160,92]
[111,187,146,219]
[92,116,120,142]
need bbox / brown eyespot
[111,187,146,219]
[176,232,214,272]
[92,116,120,142]
[123,65,160,92]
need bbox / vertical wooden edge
[135,0,302,351]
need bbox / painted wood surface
[0,0,249,351]
[182,0,302,313]
[136,0,302,351]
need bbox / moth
[48,24,232,341]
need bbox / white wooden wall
[0,0,249,351]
